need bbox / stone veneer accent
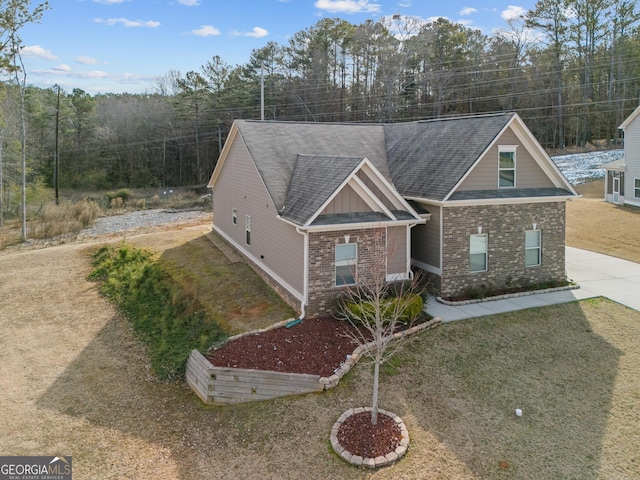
[439,202,566,299]
[306,227,386,317]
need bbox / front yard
[0,221,638,478]
[1,184,639,478]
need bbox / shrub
[88,244,226,381]
[344,292,423,326]
[105,189,131,207]
[30,198,101,239]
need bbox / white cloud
[76,56,100,65]
[95,18,161,28]
[245,27,269,38]
[502,5,526,21]
[314,0,381,14]
[178,0,200,5]
[191,25,221,36]
[20,45,57,60]
[460,7,477,16]
[52,64,72,72]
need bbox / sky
[17,0,537,95]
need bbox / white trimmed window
[245,215,251,246]
[335,243,357,286]
[470,234,487,272]
[232,208,237,225]
[525,229,541,267]
[635,178,640,198]
[498,146,517,188]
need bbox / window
[498,146,517,188]
[335,243,357,286]
[525,229,541,267]
[245,215,251,245]
[635,178,640,199]
[232,208,237,225]
[470,234,487,272]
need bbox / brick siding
[306,228,387,317]
[437,202,566,299]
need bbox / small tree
[335,258,424,426]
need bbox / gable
[455,126,555,191]
[385,113,515,201]
[281,155,424,227]
[446,114,577,200]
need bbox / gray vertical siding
[456,128,555,191]
[624,114,640,207]
[212,137,305,298]
[321,184,371,215]
[411,203,441,270]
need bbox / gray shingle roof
[231,113,569,226]
[236,120,387,211]
[282,155,364,225]
[384,113,514,200]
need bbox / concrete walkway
[425,246,640,322]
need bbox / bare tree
[335,257,424,426]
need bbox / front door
[613,177,620,204]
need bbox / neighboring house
[604,105,640,207]
[207,113,578,317]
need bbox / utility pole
[54,84,60,205]
[260,62,265,121]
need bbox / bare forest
[1,1,640,216]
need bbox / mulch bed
[337,411,402,459]
[206,317,361,378]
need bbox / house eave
[278,215,426,232]
[405,195,577,207]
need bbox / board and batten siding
[386,225,408,275]
[624,112,640,207]
[212,137,305,297]
[456,128,555,191]
[321,184,371,215]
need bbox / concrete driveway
[426,246,640,321]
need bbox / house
[207,113,578,317]
[604,105,640,207]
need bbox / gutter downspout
[296,226,309,319]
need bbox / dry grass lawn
[567,179,640,263]
[1,217,640,478]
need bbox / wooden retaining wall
[187,316,442,405]
[187,350,323,405]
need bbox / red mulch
[206,317,361,377]
[205,316,409,460]
[338,411,402,459]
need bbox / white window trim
[470,233,488,273]
[525,229,541,267]
[335,243,357,286]
[498,145,518,189]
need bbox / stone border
[319,317,441,389]
[330,407,409,468]
[436,284,580,306]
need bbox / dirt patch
[337,411,402,459]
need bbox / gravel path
[78,209,210,237]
